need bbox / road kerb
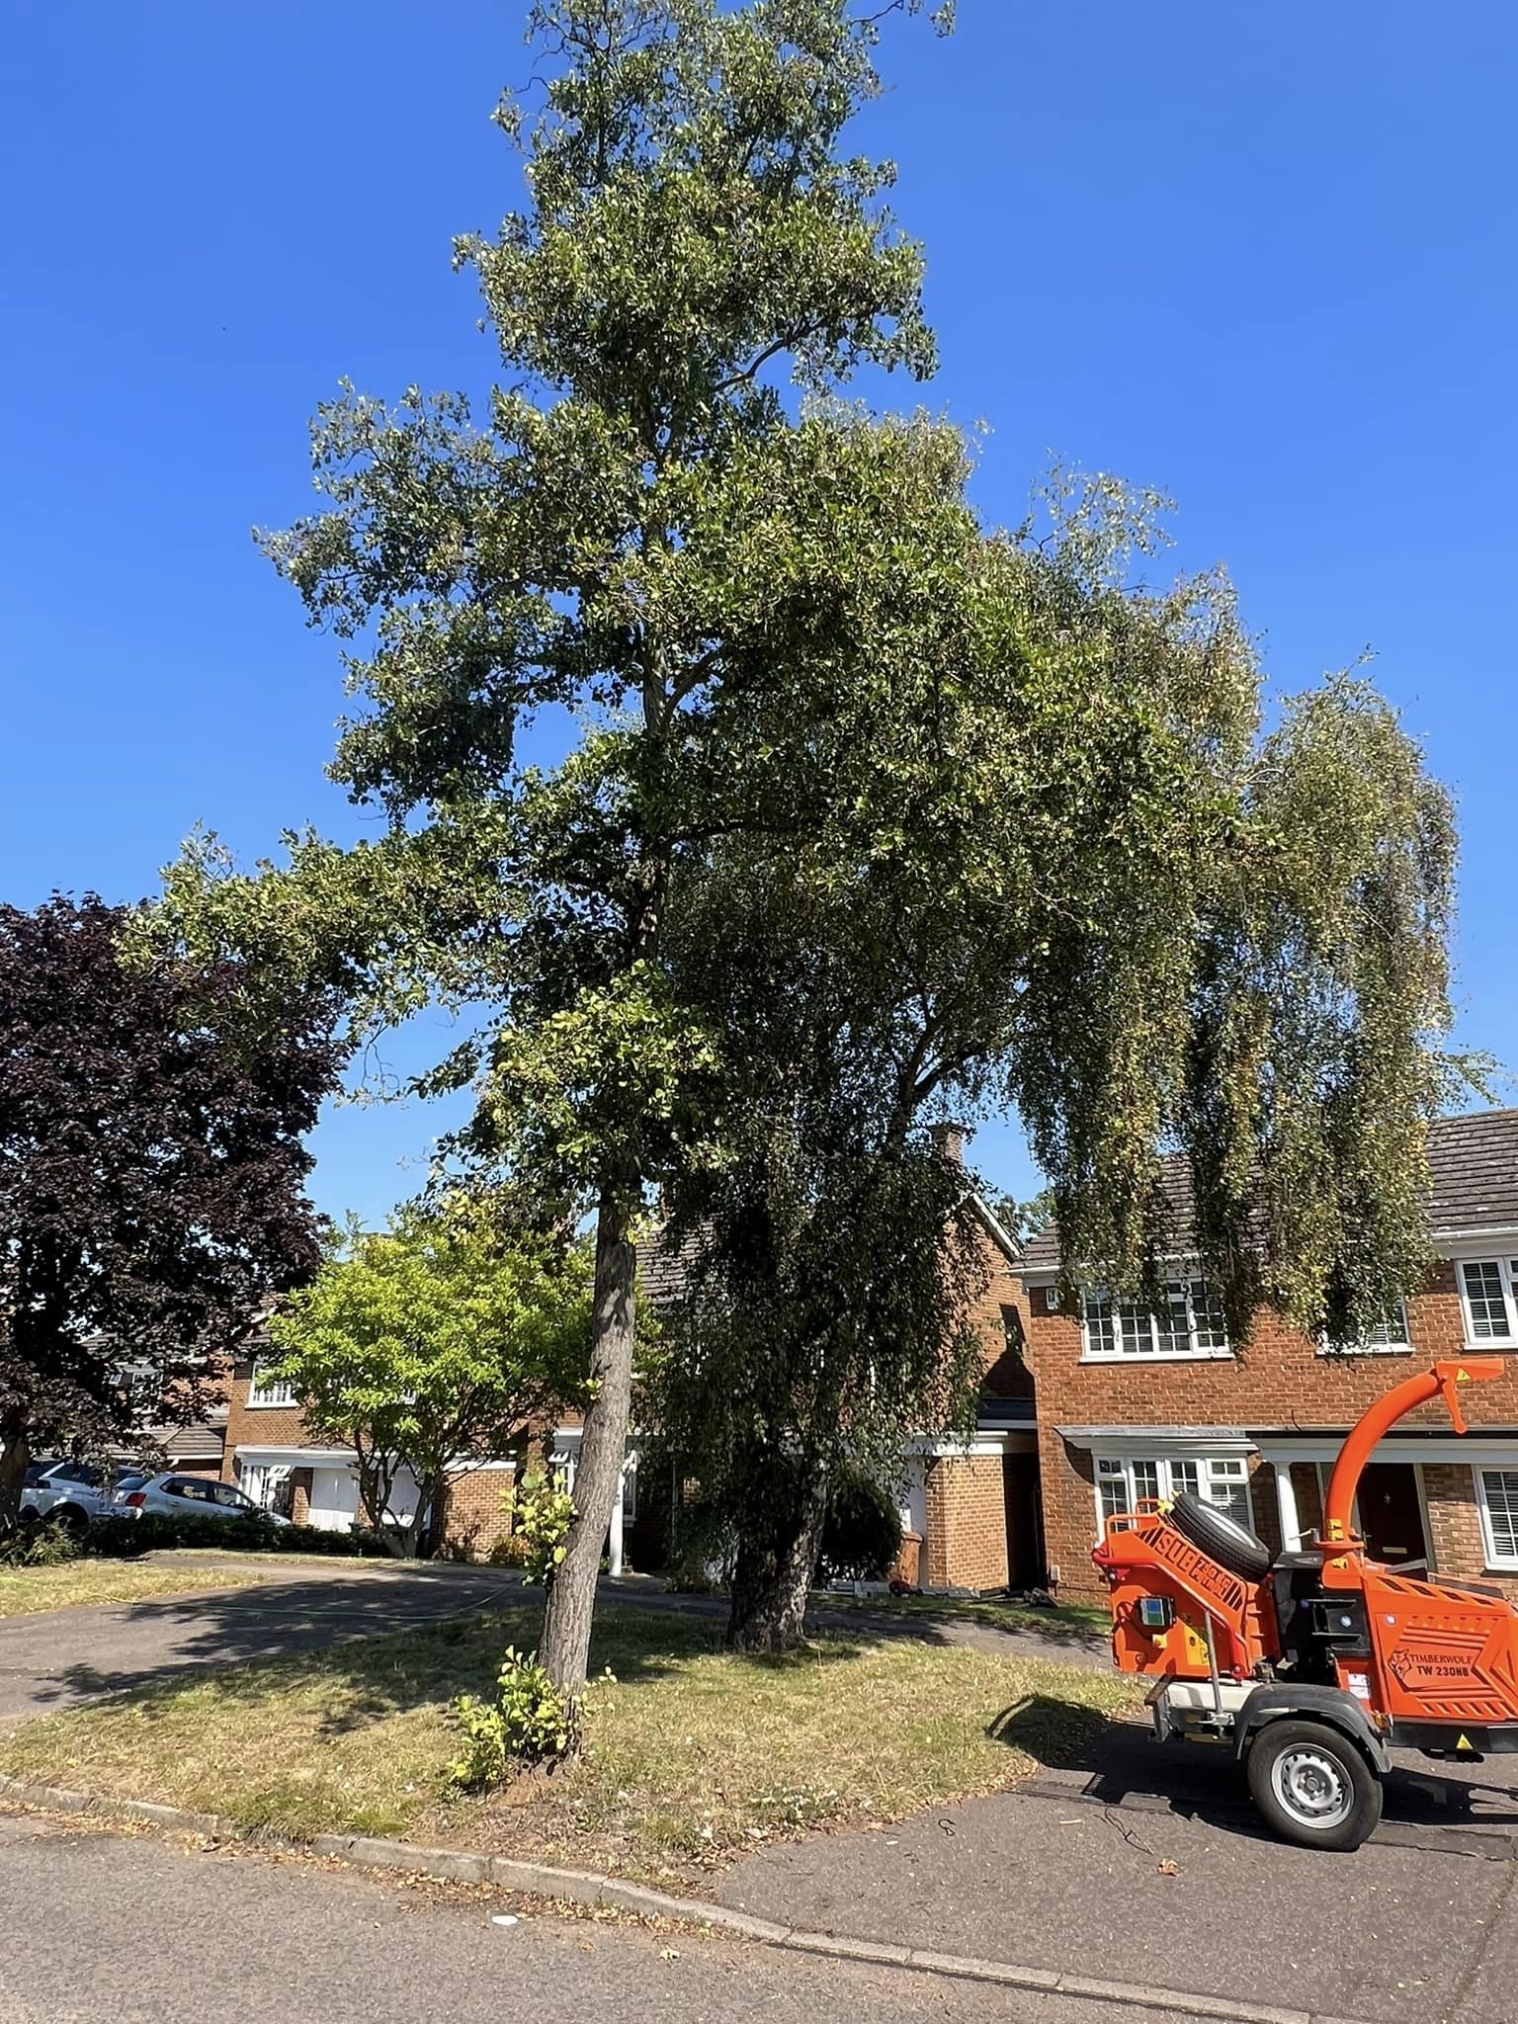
[0,1774,1375,2024]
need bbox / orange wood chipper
[1092,1357,1518,1849]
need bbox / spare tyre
[1168,1491,1272,1581]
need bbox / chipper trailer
[1092,1357,1518,1849]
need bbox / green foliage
[504,1468,576,1587]
[265,1195,591,1554]
[0,1522,83,1570]
[151,0,1463,1675]
[84,1513,384,1560]
[990,1189,1055,1244]
[819,1467,903,1583]
[449,1645,576,1784]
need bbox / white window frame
[1457,1258,1518,1345]
[1093,1453,1252,1536]
[1476,1467,1518,1571]
[1315,1301,1413,1357]
[247,1360,297,1409]
[1080,1280,1232,1363]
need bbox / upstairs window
[1459,1260,1518,1342]
[1081,1280,1231,1361]
[1317,1302,1413,1355]
[248,1360,297,1409]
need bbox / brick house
[1017,1108,1518,1602]
[219,1345,524,1557]
[219,1177,1035,1586]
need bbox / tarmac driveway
[719,1715,1518,2024]
[0,1560,522,1724]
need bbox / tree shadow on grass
[987,1693,1116,1770]
[34,1590,881,1739]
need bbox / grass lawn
[0,1560,271,1620]
[816,1590,1111,1644]
[0,1604,1139,1884]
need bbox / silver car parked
[112,1473,291,1525]
[21,1461,148,1534]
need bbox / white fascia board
[232,1444,357,1467]
[1255,1434,1518,1467]
[902,1430,1030,1457]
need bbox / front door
[1357,1463,1428,1566]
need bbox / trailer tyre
[1167,1492,1272,1581]
[1246,1718,1383,1851]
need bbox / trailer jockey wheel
[1246,1720,1383,1852]
[1166,1491,1273,1582]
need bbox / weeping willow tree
[648,481,1462,1648]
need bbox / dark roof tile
[1020,1109,1518,1272]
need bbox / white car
[112,1473,291,1525]
[21,1461,149,1534]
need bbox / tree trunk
[0,1415,30,1537]
[727,1458,830,1654]
[540,1187,636,1721]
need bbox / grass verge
[0,1604,1138,1883]
[0,1560,270,1620]
[816,1590,1110,1644]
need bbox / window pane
[1131,1459,1161,1504]
[1155,1285,1190,1357]
[1205,1460,1252,1527]
[1096,1459,1127,1523]
[1463,1261,1512,1339]
[1168,1460,1200,1500]
[1483,1471,1518,1563]
[1116,1299,1154,1356]
[1190,1280,1230,1352]
[1083,1292,1116,1357]
[1363,1304,1410,1347]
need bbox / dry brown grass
[0,1561,269,1620]
[0,1604,1137,1883]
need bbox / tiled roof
[1020,1108,1518,1273]
[635,1227,702,1308]
[636,1186,1023,1308]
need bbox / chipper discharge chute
[1093,1358,1518,1849]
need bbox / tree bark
[540,1188,636,1719]
[726,1458,830,1654]
[0,1415,30,1537]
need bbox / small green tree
[266,1197,590,1556]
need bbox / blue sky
[3,2,1514,1224]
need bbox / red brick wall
[926,1454,1011,1590]
[438,1467,516,1559]
[1025,1264,1492,1598]
[220,1368,315,1480]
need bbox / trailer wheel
[1167,1492,1273,1581]
[1246,1719,1383,1851]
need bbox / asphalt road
[0,1561,519,1723]
[721,1718,1518,2024]
[0,1810,1207,2024]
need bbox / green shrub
[449,1646,575,1784]
[487,1531,532,1568]
[0,1521,84,1569]
[83,1513,385,1560]
[818,1466,903,1583]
